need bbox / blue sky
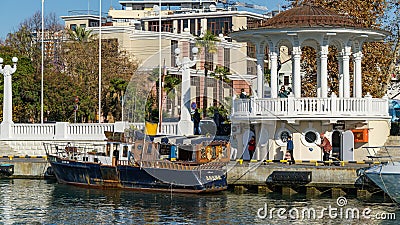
[0,0,287,40]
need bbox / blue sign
[191,102,197,110]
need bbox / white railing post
[114,121,128,133]
[287,94,294,116]
[382,94,389,116]
[331,93,337,115]
[55,122,69,140]
[365,92,372,115]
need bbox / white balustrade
[233,97,389,119]
[12,123,55,140]
[0,121,179,141]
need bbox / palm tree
[196,30,219,117]
[67,26,94,42]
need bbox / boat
[358,146,400,203]
[43,130,230,193]
[362,162,400,203]
[0,164,14,178]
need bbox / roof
[262,4,363,29]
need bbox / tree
[60,38,138,122]
[67,26,95,42]
[196,31,219,117]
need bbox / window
[247,42,256,58]
[207,17,232,36]
[275,128,292,146]
[284,76,290,85]
[70,24,77,31]
[171,40,178,67]
[305,131,317,143]
[122,146,128,157]
[224,48,230,72]
[300,128,321,147]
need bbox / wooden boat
[43,130,230,193]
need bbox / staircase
[0,141,19,156]
[375,136,400,161]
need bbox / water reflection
[0,180,399,224]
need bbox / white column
[256,53,265,98]
[317,55,321,97]
[292,47,302,98]
[353,52,363,98]
[343,51,351,98]
[337,53,343,98]
[320,46,328,98]
[270,52,278,98]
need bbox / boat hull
[364,162,400,203]
[48,156,227,193]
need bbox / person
[278,86,289,98]
[286,136,295,165]
[213,109,221,134]
[248,136,256,160]
[239,88,247,99]
[193,109,201,135]
[318,133,332,165]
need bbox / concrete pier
[0,157,47,178]
[227,162,372,198]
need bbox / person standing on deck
[286,136,295,165]
[248,136,256,160]
[318,133,332,165]
[193,109,201,135]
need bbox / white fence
[0,121,178,141]
[233,95,389,118]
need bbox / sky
[0,0,287,40]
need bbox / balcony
[232,94,389,122]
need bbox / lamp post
[41,0,44,124]
[175,47,198,136]
[0,57,18,139]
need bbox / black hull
[48,157,227,193]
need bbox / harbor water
[0,179,399,224]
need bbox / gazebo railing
[233,95,389,118]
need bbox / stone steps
[375,136,400,160]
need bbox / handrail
[233,96,389,118]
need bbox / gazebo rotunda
[230,4,387,99]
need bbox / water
[0,179,399,224]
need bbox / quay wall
[1,159,48,178]
[227,163,361,188]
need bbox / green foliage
[206,105,229,121]
[67,26,95,42]
[210,65,231,83]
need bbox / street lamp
[0,57,18,138]
[175,46,198,136]
[41,0,44,124]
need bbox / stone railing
[0,121,179,141]
[232,94,389,119]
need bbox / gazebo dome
[263,4,363,29]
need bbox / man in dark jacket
[286,136,295,165]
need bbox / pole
[98,0,102,123]
[158,0,162,133]
[41,0,44,124]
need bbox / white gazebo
[228,4,391,162]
